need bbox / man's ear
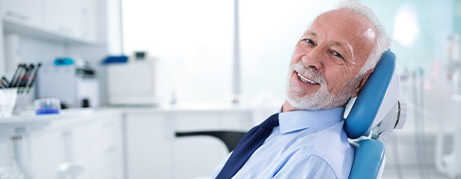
[351,69,374,98]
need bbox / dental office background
[0,0,459,179]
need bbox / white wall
[107,0,123,56]
[239,0,341,104]
[122,0,342,105]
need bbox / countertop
[0,103,257,125]
[0,108,122,124]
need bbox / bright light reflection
[393,4,419,47]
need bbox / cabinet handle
[5,11,28,21]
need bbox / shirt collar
[278,107,345,134]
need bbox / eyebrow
[307,32,317,37]
[333,41,343,47]
[331,41,354,59]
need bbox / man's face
[285,9,377,111]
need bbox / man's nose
[301,48,323,70]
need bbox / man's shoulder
[286,120,354,179]
[273,153,339,179]
[313,121,354,179]
[276,145,352,179]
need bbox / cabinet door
[172,112,229,179]
[79,0,97,41]
[0,139,11,167]
[28,130,64,179]
[2,0,44,27]
[88,122,123,177]
[82,115,124,178]
[126,114,173,179]
[92,159,123,179]
[43,0,82,37]
[69,125,91,179]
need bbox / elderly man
[211,1,390,179]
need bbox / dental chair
[345,50,406,179]
[176,50,407,179]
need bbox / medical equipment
[1,63,41,92]
[345,51,406,144]
[346,50,406,179]
[105,51,163,105]
[435,34,461,179]
[34,98,61,115]
[0,88,17,118]
[37,61,99,109]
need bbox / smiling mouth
[297,72,320,85]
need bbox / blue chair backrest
[344,50,396,179]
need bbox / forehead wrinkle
[307,9,375,65]
[304,31,317,38]
[333,41,342,47]
[329,41,354,61]
[346,43,356,64]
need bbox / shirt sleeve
[272,155,339,179]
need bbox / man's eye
[333,51,343,59]
[305,39,315,45]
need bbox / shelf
[2,17,101,46]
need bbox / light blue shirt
[211,107,354,179]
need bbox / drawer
[91,159,124,179]
[90,118,122,137]
[89,129,123,172]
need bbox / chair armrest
[175,131,246,152]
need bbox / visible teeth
[297,73,317,84]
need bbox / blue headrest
[344,50,396,139]
[349,139,385,179]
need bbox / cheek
[326,78,349,95]
[324,66,355,93]
[290,45,305,65]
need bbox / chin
[285,80,351,110]
[285,81,327,110]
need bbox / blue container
[35,98,61,115]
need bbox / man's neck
[282,100,301,112]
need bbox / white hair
[337,1,391,77]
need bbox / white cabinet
[42,0,98,41]
[1,0,44,27]
[28,129,64,179]
[93,161,124,179]
[43,0,81,37]
[1,0,99,43]
[126,110,253,179]
[7,112,125,179]
[126,114,173,179]
[70,124,91,179]
[87,118,123,178]
[172,113,225,179]
[80,0,97,41]
[28,124,92,179]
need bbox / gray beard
[285,62,360,110]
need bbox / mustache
[292,62,326,84]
